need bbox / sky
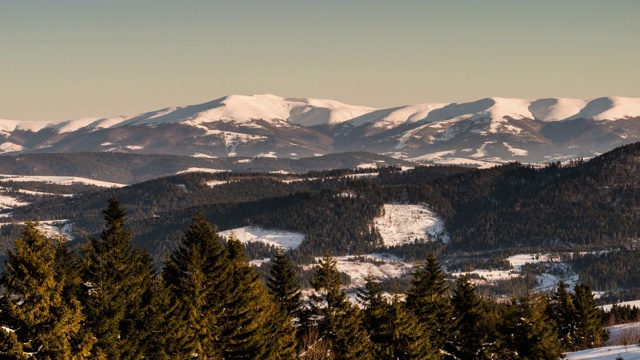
[0,0,638,121]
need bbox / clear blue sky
[1,0,638,120]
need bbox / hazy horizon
[1,1,638,121]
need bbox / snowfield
[565,345,640,359]
[0,175,125,188]
[330,254,414,288]
[601,300,640,312]
[176,167,228,174]
[374,204,449,246]
[219,226,305,250]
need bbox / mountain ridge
[2,94,640,165]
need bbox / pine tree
[572,283,608,350]
[548,280,577,351]
[221,236,297,359]
[267,249,302,318]
[405,253,453,353]
[357,275,436,359]
[0,221,94,359]
[162,214,231,359]
[306,252,373,359]
[81,197,154,359]
[501,292,563,360]
[451,275,485,359]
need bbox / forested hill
[2,142,640,264]
[0,151,415,184]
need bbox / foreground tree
[358,275,436,359]
[267,249,302,318]
[501,292,563,359]
[572,283,608,350]
[548,280,578,351]
[305,252,373,359]
[450,275,486,359]
[161,214,232,358]
[405,253,453,354]
[222,236,297,359]
[81,197,154,359]
[0,222,94,359]
[162,216,297,358]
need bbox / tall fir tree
[405,253,453,354]
[221,236,297,359]
[572,283,608,350]
[450,276,483,359]
[548,280,578,351]
[267,249,302,318]
[0,222,94,359]
[357,275,437,359]
[81,197,154,359]
[501,292,563,360]
[162,214,232,359]
[306,252,373,359]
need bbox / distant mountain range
[2,94,640,166]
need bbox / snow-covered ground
[0,194,29,210]
[507,253,552,271]
[374,204,449,246]
[219,226,305,250]
[565,345,640,359]
[451,253,577,290]
[0,220,73,240]
[330,253,414,288]
[0,174,125,188]
[176,168,228,174]
[37,220,74,241]
[601,300,640,312]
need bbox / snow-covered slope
[4,95,640,134]
[373,204,449,246]
[2,94,640,164]
[219,226,305,250]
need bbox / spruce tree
[221,236,297,359]
[162,214,231,359]
[0,221,93,359]
[81,197,154,359]
[501,292,563,360]
[357,275,436,359]
[549,280,578,351]
[307,252,373,359]
[572,283,608,350]
[451,275,485,359]
[405,253,453,353]
[267,249,302,318]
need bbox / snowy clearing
[606,322,640,346]
[331,254,414,288]
[176,168,228,174]
[565,345,640,359]
[0,194,29,210]
[0,175,125,188]
[374,204,449,246]
[507,253,552,271]
[601,300,640,312]
[219,226,305,250]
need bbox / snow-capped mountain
[2,94,640,166]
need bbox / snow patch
[0,175,125,188]
[503,142,529,156]
[176,168,228,174]
[219,226,305,250]
[331,254,414,288]
[374,204,449,246]
[565,344,640,359]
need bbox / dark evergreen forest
[0,201,609,358]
